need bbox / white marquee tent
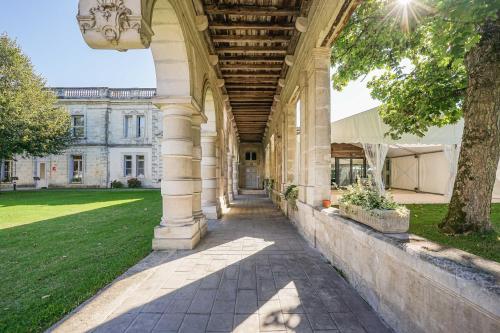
[331,107,500,200]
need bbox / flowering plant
[339,177,407,213]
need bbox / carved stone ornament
[77,0,153,50]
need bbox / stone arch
[150,0,191,97]
[201,83,217,134]
[200,82,220,218]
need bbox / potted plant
[338,178,409,233]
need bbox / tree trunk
[439,18,500,234]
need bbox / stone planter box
[339,203,409,233]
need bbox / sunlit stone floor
[49,194,391,333]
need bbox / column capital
[192,114,204,126]
[310,47,331,72]
[311,47,331,59]
[153,96,207,122]
[201,132,218,140]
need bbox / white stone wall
[2,91,162,189]
[238,143,265,189]
[285,201,500,333]
[109,147,156,187]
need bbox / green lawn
[0,189,162,333]
[408,204,500,262]
[0,190,498,332]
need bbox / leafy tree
[331,0,499,234]
[0,34,71,162]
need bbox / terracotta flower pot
[322,199,331,208]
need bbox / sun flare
[384,0,433,33]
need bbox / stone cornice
[50,87,156,100]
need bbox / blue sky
[0,0,379,120]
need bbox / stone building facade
[0,87,162,189]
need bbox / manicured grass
[407,203,500,262]
[0,189,162,333]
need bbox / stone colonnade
[76,0,351,250]
[264,48,332,210]
[152,98,239,249]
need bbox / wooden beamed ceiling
[202,0,311,143]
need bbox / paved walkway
[50,194,391,333]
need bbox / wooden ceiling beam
[235,119,268,121]
[225,79,278,84]
[211,35,292,43]
[234,115,269,117]
[231,101,273,105]
[221,64,282,70]
[230,98,274,102]
[224,73,281,78]
[224,71,281,76]
[228,90,275,93]
[233,111,270,113]
[216,47,287,54]
[233,111,271,113]
[232,108,271,111]
[228,90,275,94]
[226,85,276,90]
[205,5,300,17]
[220,57,284,63]
[209,22,295,31]
[231,100,273,103]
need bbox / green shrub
[127,178,142,188]
[110,180,123,188]
[264,179,275,191]
[283,184,298,209]
[339,177,407,212]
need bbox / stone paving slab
[48,194,392,333]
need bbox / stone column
[201,133,220,219]
[298,71,308,203]
[227,152,234,202]
[192,114,207,236]
[286,103,297,185]
[232,158,239,195]
[218,133,228,210]
[305,47,332,207]
[153,100,201,250]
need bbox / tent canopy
[331,107,464,145]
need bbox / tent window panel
[333,157,367,187]
[337,158,351,187]
[352,158,365,183]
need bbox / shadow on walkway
[49,194,392,333]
